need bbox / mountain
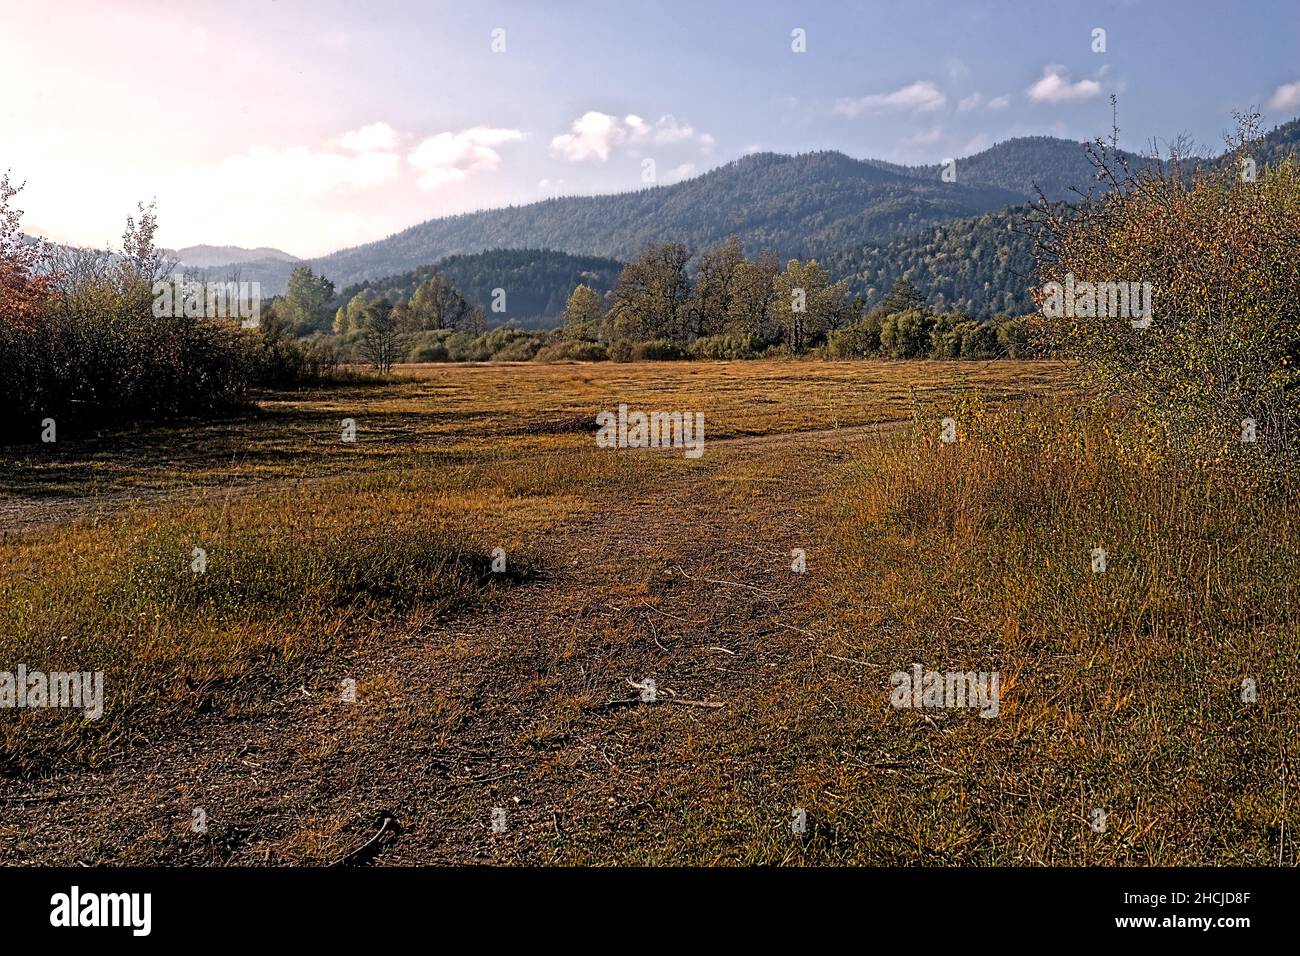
[170,244,299,268]
[908,137,1155,202]
[338,248,624,329]
[302,150,1025,292]
[825,119,1300,319]
[226,137,1150,293]
[173,121,1300,301]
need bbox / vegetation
[0,178,342,443]
[336,249,622,329]
[1033,112,1300,461]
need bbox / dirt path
[1,424,870,865]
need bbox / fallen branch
[328,811,399,867]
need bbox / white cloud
[662,162,696,183]
[834,81,947,117]
[1269,81,1300,111]
[407,127,523,189]
[334,122,398,152]
[986,95,1011,110]
[1027,66,1102,104]
[550,112,713,162]
[958,93,983,113]
[909,126,943,146]
[201,144,400,196]
[961,133,992,155]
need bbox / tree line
[266,236,1036,370]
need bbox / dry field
[1,358,1294,865]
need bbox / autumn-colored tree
[1032,109,1300,455]
[0,172,55,330]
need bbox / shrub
[825,321,880,358]
[1033,112,1300,456]
[957,321,999,358]
[687,333,764,360]
[608,337,686,362]
[491,335,541,362]
[879,309,932,358]
[534,339,608,362]
[994,316,1032,358]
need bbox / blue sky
[3,0,1298,255]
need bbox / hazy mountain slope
[161,120,1300,300]
[170,245,300,268]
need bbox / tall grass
[809,397,1298,863]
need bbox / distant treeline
[334,249,623,330]
[280,236,1033,368]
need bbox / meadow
[0,358,1294,866]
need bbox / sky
[3,0,1299,257]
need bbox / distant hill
[146,120,1300,307]
[908,137,1159,203]
[305,150,1025,291]
[170,244,299,269]
[338,248,624,329]
[214,136,1155,293]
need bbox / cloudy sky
[3,0,1298,257]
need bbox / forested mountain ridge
[308,149,1025,290]
[338,248,624,328]
[823,205,1044,319]
[129,120,1300,308]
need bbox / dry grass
[6,358,1287,866]
[792,397,1299,864]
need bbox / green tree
[879,309,933,358]
[408,275,483,333]
[725,251,778,338]
[282,266,335,335]
[687,237,744,339]
[562,284,604,341]
[772,258,857,353]
[607,243,692,344]
[877,276,926,316]
[357,297,402,373]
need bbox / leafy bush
[825,321,880,358]
[534,339,608,362]
[686,333,764,359]
[1033,114,1300,456]
[491,336,541,362]
[994,316,1032,358]
[879,309,932,358]
[608,337,687,362]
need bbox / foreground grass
[672,398,1297,864]
[9,359,1284,866]
[0,447,632,775]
